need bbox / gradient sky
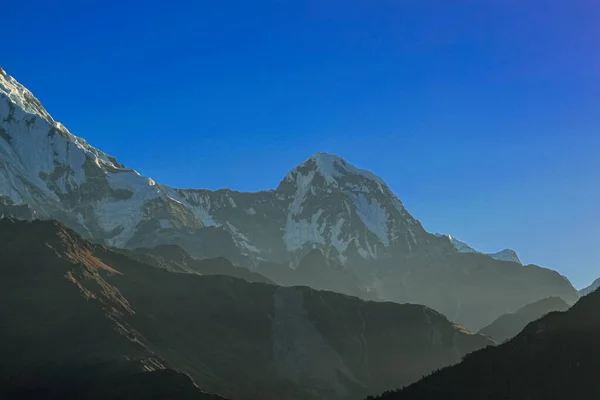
[2,0,599,288]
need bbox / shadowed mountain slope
[0,219,492,400]
[368,284,600,400]
[479,297,570,343]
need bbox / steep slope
[579,277,600,296]
[0,67,578,329]
[0,67,207,249]
[478,297,570,342]
[0,218,222,399]
[368,287,600,400]
[0,219,492,400]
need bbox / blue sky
[2,0,599,288]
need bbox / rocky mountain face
[478,296,570,343]
[0,67,579,329]
[368,283,600,400]
[0,219,493,400]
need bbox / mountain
[128,244,273,283]
[579,277,600,296]
[436,234,522,264]
[0,218,223,399]
[257,248,374,299]
[478,297,570,343]
[0,218,494,400]
[0,67,436,264]
[371,250,576,330]
[367,286,600,400]
[0,67,579,329]
[158,152,440,266]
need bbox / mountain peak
[0,67,54,124]
[280,152,387,192]
[311,152,386,186]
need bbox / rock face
[478,297,570,343]
[0,219,493,400]
[0,67,579,329]
[368,284,600,400]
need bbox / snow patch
[329,218,351,254]
[350,193,390,247]
[283,209,326,251]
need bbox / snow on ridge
[0,68,185,247]
[162,188,217,227]
[0,67,53,123]
[437,233,522,265]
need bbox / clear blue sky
[2,1,599,288]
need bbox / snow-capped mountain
[160,152,440,265]
[0,67,436,266]
[0,67,206,249]
[0,67,579,330]
[436,234,522,264]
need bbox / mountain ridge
[579,277,600,297]
[0,67,579,330]
[0,218,494,400]
[436,234,522,264]
[478,296,570,343]
[368,279,600,400]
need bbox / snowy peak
[310,152,387,188]
[0,67,54,124]
[279,152,387,193]
[274,152,426,262]
[0,68,204,249]
[489,249,522,264]
[437,234,522,265]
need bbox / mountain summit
[280,152,388,190]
